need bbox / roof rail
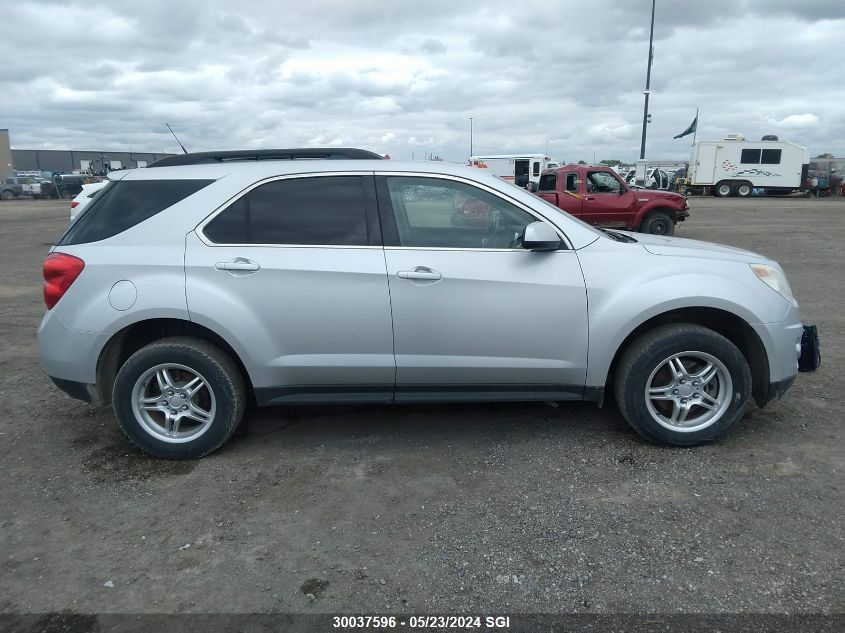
[148,148,384,167]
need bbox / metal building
[11,149,174,174]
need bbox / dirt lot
[0,197,842,618]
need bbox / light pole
[469,117,474,159]
[639,0,656,160]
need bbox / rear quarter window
[59,179,214,245]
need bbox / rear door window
[59,179,213,245]
[203,175,370,246]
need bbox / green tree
[600,159,622,167]
[577,160,587,165]
[815,153,834,158]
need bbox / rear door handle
[585,196,595,201]
[397,267,442,281]
[215,258,260,272]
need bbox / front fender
[632,200,685,226]
[577,245,792,387]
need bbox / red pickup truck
[535,164,689,235]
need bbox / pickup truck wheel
[614,324,752,446]
[715,181,734,197]
[1,189,14,200]
[112,337,246,459]
[640,211,675,236]
[735,182,753,198]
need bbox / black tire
[112,337,246,459]
[1,189,14,200]
[613,324,752,446]
[640,211,675,236]
[735,182,753,198]
[714,181,734,197]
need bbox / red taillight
[43,252,85,310]
[70,200,80,208]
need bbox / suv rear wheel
[112,337,246,459]
[614,324,752,446]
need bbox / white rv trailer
[469,154,556,187]
[687,135,809,197]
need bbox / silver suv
[38,149,819,459]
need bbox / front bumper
[759,322,820,406]
[798,324,821,372]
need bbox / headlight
[750,263,793,301]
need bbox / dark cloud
[420,38,447,55]
[2,0,843,162]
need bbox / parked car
[50,174,89,199]
[38,149,819,459]
[536,164,689,235]
[70,181,108,221]
[624,167,671,190]
[1,176,39,200]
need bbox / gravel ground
[0,197,842,618]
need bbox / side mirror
[523,221,561,251]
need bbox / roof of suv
[148,148,383,167]
[112,159,490,181]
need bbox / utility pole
[639,0,656,160]
[469,117,474,159]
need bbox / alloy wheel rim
[131,363,216,444]
[644,351,732,433]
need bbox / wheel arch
[95,318,255,406]
[602,307,770,408]
[632,203,682,228]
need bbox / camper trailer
[469,154,556,188]
[686,135,809,197]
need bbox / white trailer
[687,136,809,197]
[469,154,556,188]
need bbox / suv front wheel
[614,324,752,445]
[112,337,246,459]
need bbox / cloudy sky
[3,0,844,163]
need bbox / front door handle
[215,258,260,272]
[397,267,442,281]
[584,196,595,201]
